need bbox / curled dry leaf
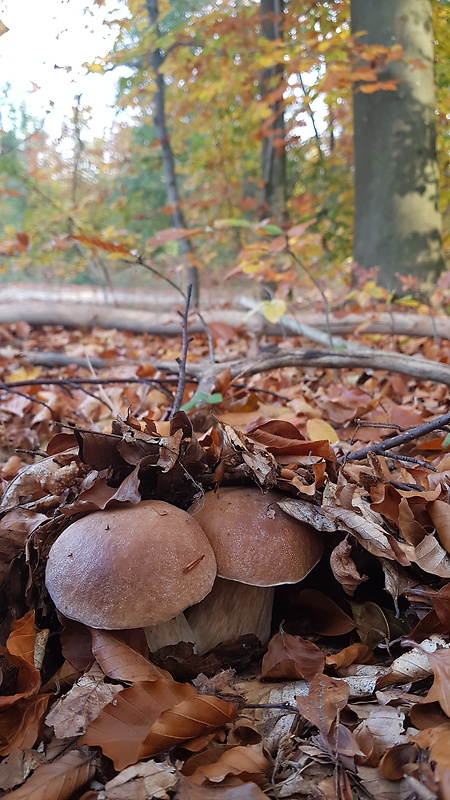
[0,694,51,757]
[90,629,170,681]
[413,723,450,777]
[7,611,37,666]
[261,632,325,681]
[0,509,47,587]
[353,706,408,765]
[377,636,449,688]
[80,679,237,770]
[326,643,370,669]
[99,759,178,800]
[0,648,41,709]
[425,648,450,717]
[0,454,82,513]
[378,743,418,781]
[45,664,123,739]
[296,674,349,735]
[188,744,271,786]
[7,748,95,800]
[329,537,368,596]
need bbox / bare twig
[171,284,193,416]
[338,411,450,464]
[136,254,215,362]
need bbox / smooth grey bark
[351,0,444,288]
[260,0,287,224]
[145,0,199,305]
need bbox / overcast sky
[0,0,128,140]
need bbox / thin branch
[136,254,215,363]
[171,284,193,416]
[287,246,333,348]
[338,411,450,464]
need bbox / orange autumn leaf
[69,234,131,255]
[0,694,51,756]
[7,610,37,666]
[80,679,237,769]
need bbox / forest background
[1,0,449,316]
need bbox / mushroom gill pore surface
[45,500,217,629]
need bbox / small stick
[171,284,193,416]
[338,410,450,464]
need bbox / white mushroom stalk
[186,487,324,654]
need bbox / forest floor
[1,293,450,799]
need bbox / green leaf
[443,433,450,450]
[255,224,284,236]
[180,392,223,411]
[214,218,251,229]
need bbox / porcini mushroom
[45,500,217,650]
[186,486,323,653]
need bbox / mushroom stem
[144,613,196,653]
[185,578,275,654]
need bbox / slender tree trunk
[351,0,444,289]
[145,0,199,305]
[259,0,287,225]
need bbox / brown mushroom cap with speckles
[45,500,217,629]
[194,487,323,586]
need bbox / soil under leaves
[1,313,450,799]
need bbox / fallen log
[1,301,450,341]
[155,347,450,395]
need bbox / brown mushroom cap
[45,500,217,629]
[194,487,323,586]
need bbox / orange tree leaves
[80,679,238,770]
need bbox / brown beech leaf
[294,589,355,636]
[90,629,170,681]
[80,680,195,769]
[296,674,349,735]
[188,745,270,786]
[376,636,449,688]
[176,775,267,800]
[0,694,51,756]
[413,723,450,777]
[7,748,95,800]
[0,648,41,708]
[378,743,418,780]
[261,632,325,681]
[353,706,408,765]
[6,611,36,666]
[100,759,178,799]
[329,537,369,596]
[0,509,47,587]
[427,500,450,553]
[247,419,336,464]
[45,664,123,738]
[425,648,450,716]
[326,644,370,669]
[80,679,237,770]
[142,693,238,758]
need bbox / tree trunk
[259,0,287,225]
[145,0,200,305]
[351,0,444,288]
